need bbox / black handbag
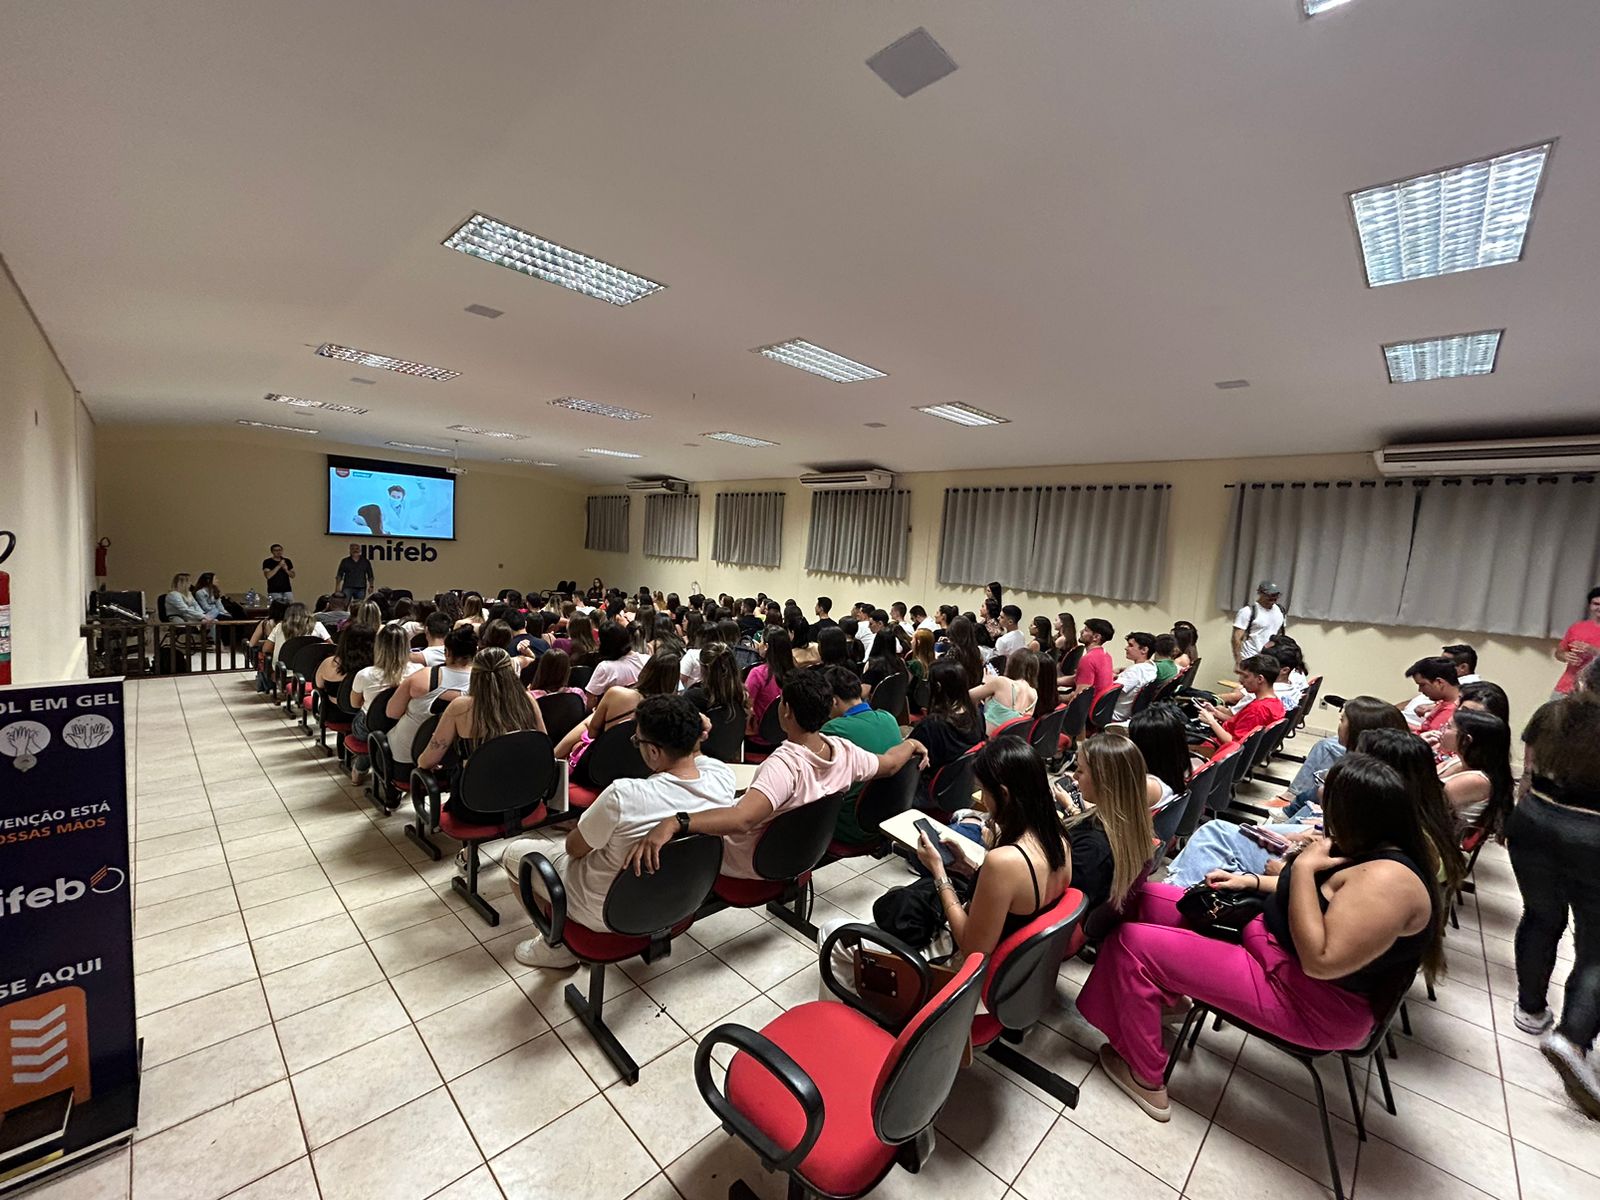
[1176,882,1265,942]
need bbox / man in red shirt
[1070,618,1117,701]
[1195,654,1285,757]
[1406,656,1461,734]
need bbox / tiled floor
[23,673,1600,1200]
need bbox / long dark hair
[946,616,984,688]
[817,626,851,669]
[972,738,1067,873]
[530,648,571,692]
[785,608,812,649]
[334,623,376,676]
[1326,745,1451,986]
[1339,696,1407,748]
[1031,654,1057,721]
[1449,709,1515,835]
[927,659,981,735]
[1172,621,1198,663]
[763,628,796,679]
[1127,703,1190,795]
[596,621,632,662]
[698,643,749,716]
[867,631,907,680]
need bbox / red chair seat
[1461,827,1488,853]
[566,782,601,809]
[970,1012,1005,1048]
[560,915,695,964]
[343,735,369,754]
[301,694,315,711]
[726,1003,898,1198]
[825,838,874,860]
[742,744,776,765]
[437,803,548,842]
[325,719,353,733]
[711,871,810,907]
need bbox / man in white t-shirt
[624,670,929,880]
[911,605,939,634]
[994,605,1027,658]
[891,602,916,641]
[1232,581,1285,668]
[505,694,737,968]
[1112,632,1159,721]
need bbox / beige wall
[0,258,96,684]
[96,428,591,607]
[581,453,1566,727]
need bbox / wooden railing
[81,619,263,678]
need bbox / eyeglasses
[629,734,660,751]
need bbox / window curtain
[643,492,700,560]
[1214,481,1417,623]
[804,489,912,579]
[1025,485,1171,602]
[584,494,630,553]
[936,488,1039,588]
[1398,475,1600,638]
[712,491,784,567]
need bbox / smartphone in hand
[916,818,957,868]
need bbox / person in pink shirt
[1406,656,1461,734]
[1552,586,1600,699]
[743,627,794,744]
[1070,618,1117,701]
[624,669,928,879]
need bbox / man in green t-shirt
[1152,633,1180,685]
[820,666,904,846]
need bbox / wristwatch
[675,811,691,835]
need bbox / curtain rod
[946,483,1172,493]
[1226,475,1595,489]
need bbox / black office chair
[535,691,588,746]
[869,674,910,724]
[567,718,650,809]
[705,792,849,939]
[744,700,786,763]
[702,705,748,763]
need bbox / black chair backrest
[702,705,747,762]
[583,717,650,789]
[855,757,921,836]
[870,674,910,723]
[986,889,1088,1032]
[1177,657,1201,690]
[1058,644,1085,679]
[754,697,786,747]
[364,686,401,733]
[567,663,595,690]
[288,642,335,682]
[1029,706,1067,758]
[410,714,441,765]
[330,675,359,717]
[1152,792,1188,845]
[1130,682,1160,717]
[602,833,723,937]
[1175,764,1217,840]
[751,792,849,881]
[910,676,931,714]
[1293,676,1322,732]
[929,751,979,815]
[156,594,171,622]
[1210,742,1251,807]
[1059,688,1094,740]
[1087,687,1120,730]
[536,691,588,746]
[455,730,558,827]
[873,955,987,1145]
[274,635,318,671]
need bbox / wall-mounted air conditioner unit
[798,469,895,491]
[625,477,691,494]
[1373,435,1600,477]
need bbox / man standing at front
[261,544,296,602]
[335,543,374,602]
[1231,581,1285,669]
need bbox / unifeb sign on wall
[348,539,440,563]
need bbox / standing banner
[0,679,138,1190]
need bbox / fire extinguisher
[0,530,14,686]
[95,537,110,581]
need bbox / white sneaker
[514,934,579,970]
[1541,1031,1600,1121]
[1513,1003,1555,1035]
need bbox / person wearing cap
[1231,581,1285,668]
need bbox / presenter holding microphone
[335,544,374,602]
[262,544,296,602]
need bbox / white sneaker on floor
[514,934,579,970]
[1541,1031,1600,1121]
[1513,1003,1555,1035]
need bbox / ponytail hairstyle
[467,648,538,743]
[698,643,750,715]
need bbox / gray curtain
[1214,481,1417,623]
[1026,485,1170,602]
[584,494,630,553]
[937,488,1039,588]
[712,491,784,567]
[804,489,912,579]
[643,493,700,560]
[1398,475,1600,637]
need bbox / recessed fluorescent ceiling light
[1303,0,1356,14]
[446,424,526,439]
[385,440,454,455]
[914,403,1009,427]
[702,431,778,447]
[443,213,665,306]
[866,27,958,98]
[238,419,318,434]
[464,303,503,318]
[583,448,643,459]
[350,376,377,385]
[754,339,887,383]
[265,392,368,415]
[1383,330,1503,383]
[316,343,460,380]
[1350,142,1552,287]
[549,396,651,421]
[503,458,558,466]
[1214,379,1251,390]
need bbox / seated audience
[1403,656,1462,734]
[566,614,598,664]
[1054,612,1078,657]
[1080,750,1445,1122]
[1402,643,1479,729]
[557,652,680,783]
[250,600,288,691]
[682,643,750,726]
[585,621,647,707]
[891,601,915,638]
[908,628,937,686]
[1112,633,1159,721]
[912,604,938,633]
[1459,680,1510,724]
[862,630,910,697]
[1171,620,1199,675]
[386,625,477,767]
[1277,696,1408,820]
[945,615,989,688]
[910,660,986,789]
[526,648,585,701]
[1126,704,1191,812]
[821,666,906,847]
[815,626,859,678]
[1217,641,1306,713]
[164,573,214,625]
[1435,708,1514,833]
[811,596,837,637]
[994,605,1026,657]
[413,611,452,666]
[1150,634,1179,687]
[745,628,794,739]
[623,669,928,879]
[1071,618,1117,700]
[1193,653,1285,754]
[970,651,1038,735]
[1027,616,1054,655]
[418,646,546,789]
[191,572,229,618]
[313,592,350,631]
[348,623,422,781]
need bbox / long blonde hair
[1077,733,1155,909]
[373,624,413,687]
[280,602,314,640]
[349,601,382,631]
[467,648,538,743]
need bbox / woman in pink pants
[1078,750,1443,1121]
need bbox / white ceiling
[2,0,1598,484]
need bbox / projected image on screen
[327,456,456,540]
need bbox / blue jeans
[342,586,368,602]
[1165,821,1306,888]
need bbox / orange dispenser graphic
[1,989,90,1112]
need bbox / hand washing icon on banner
[0,721,50,771]
[63,716,114,750]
